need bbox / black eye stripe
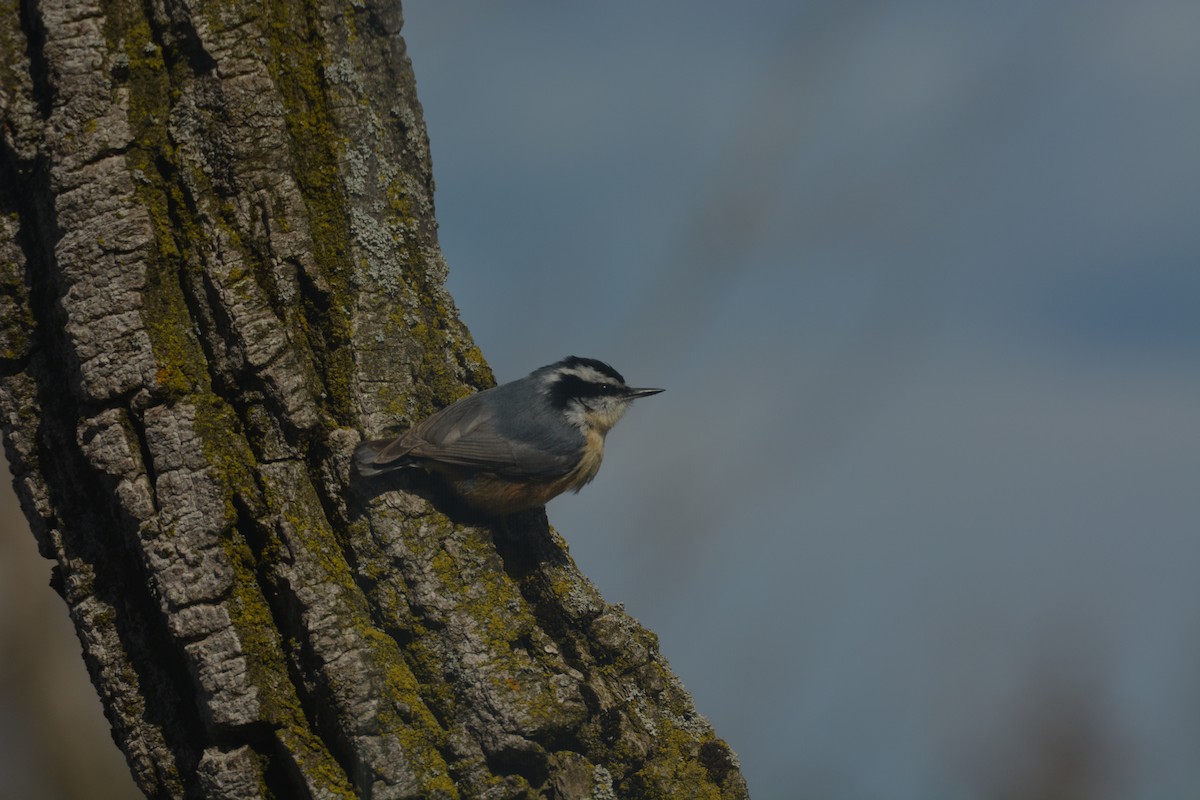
[549,375,624,407]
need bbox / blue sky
[402,2,1200,796]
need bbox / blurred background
[3,0,1199,797]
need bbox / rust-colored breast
[449,430,606,515]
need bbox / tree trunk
[0,0,748,797]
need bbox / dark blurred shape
[977,664,1116,800]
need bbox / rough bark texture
[0,0,748,797]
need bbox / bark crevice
[17,0,53,118]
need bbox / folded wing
[369,391,579,481]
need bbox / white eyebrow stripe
[560,366,614,384]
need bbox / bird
[355,356,663,515]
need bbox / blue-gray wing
[369,389,580,481]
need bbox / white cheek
[566,398,630,433]
[593,400,629,431]
[564,402,590,430]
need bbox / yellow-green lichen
[261,468,358,590]
[621,724,727,800]
[429,545,530,650]
[275,726,357,800]
[224,533,357,798]
[262,0,358,427]
[253,467,459,795]
[422,526,577,737]
[397,629,457,716]
[380,298,490,426]
[0,0,27,94]
[96,0,210,401]
[225,533,289,718]
[0,282,34,364]
[360,627,459,799]
[192,394,262,525]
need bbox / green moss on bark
[224,533,358,798]
[263,0,358,427]
[99,1,209,399]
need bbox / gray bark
[0,0,748,797]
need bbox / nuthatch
[355,356,663,515]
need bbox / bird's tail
[354,438,407,477]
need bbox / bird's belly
[451,432,605,515]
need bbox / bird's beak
[626,387,664,398]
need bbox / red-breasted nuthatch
[355,356,663,515]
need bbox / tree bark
[0,0,748,797]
